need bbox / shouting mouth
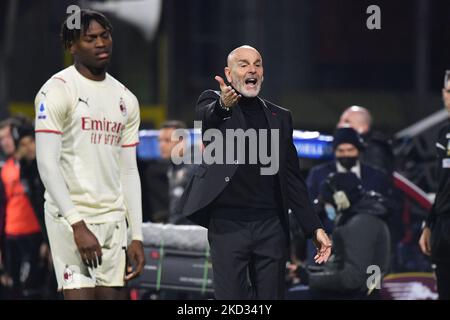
[244,77,258,89]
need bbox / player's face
[225,48,264,98]
[71,20,113,70]
[0,126,16,156]
[443,80,450,115]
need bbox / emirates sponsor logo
[81,117,124,146]
[81,117,124,133]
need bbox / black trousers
[431,215,450,300]
[435,262,450,300]
[208,215,288,300]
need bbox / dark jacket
[361,131,394,174]
[308,212,391,294]
[307,161,392,203]
[426,121,450,262]
[177,90,323,242]
[19,158,47,242]
[308,172,391,295]
[167,163,195,224]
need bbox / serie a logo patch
[442,159,450,168]
[38,102,47,120]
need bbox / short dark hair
[60,9,113,50]
[161,120,187,130]
[445,70,450,88]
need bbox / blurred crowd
[0,115,58,299]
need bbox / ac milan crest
[63,266,74,284]
[119,98,127,116]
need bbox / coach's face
[70,20,113,70]
[225,47,263,98]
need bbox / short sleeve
[121,94,140,147]
[34,79,71,134]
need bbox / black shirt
[213,96,281,220]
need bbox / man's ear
[68,41,76,55]
[224,67,232,84]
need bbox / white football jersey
[35,65,140,223]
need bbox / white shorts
[45,212,128,290]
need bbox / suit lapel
[232,97,280,131]
[259,98,280,131]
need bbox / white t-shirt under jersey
[34,65,140,224]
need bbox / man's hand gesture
[313,228,332,264]
[215,76,241,108]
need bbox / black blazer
[178,90,322,240]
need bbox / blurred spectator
[305,127,393,266]
[290,172,391,299]
[15,122,58,299]
[0,117,44,298]
[307,127,393,223]
[338,107,406,268]
[419,70,450,300]
[338,106,394,174]
[158,120,195,224]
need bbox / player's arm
[35,133,102,268]
[120,146,143,243]
[120,95,145,281]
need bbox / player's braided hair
[60,9,113,50]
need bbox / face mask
[337,156,358,170]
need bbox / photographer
[292,172,391,299]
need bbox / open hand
[313,228,332,264]
[215,76,241,108]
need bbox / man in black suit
[178,45,331,299]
